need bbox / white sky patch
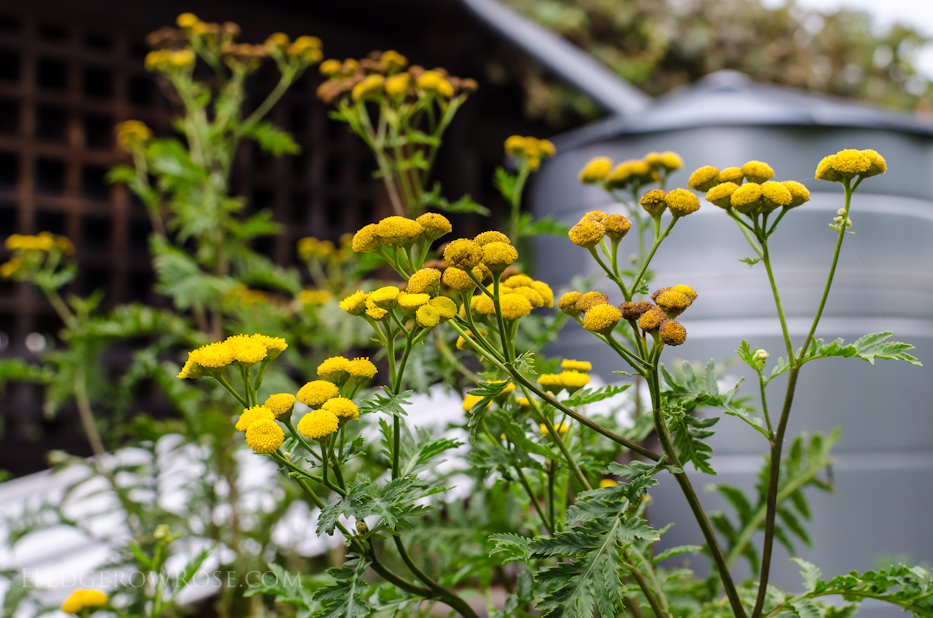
[761,0,933,79]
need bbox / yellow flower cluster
[352,213,451,253]
[578,151,681,191]
[567,209,637,250]
[688,159,822,219]
[297,236,338,260]
[504,135,556,170]
[317,52,476,105]
[5,232,73,254]
[815,149,886,182]
[540,423,570,436]
[145,48,196,72]
[297,289,332,306]
[177,333,287,379]
[61,589,108,614]
[537,368,591,394]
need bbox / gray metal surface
[530,75,933,611]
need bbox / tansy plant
[181,147,927,618]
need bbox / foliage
[0,15,924,618]
[502,0,932,125]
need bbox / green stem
[282,418,323,462]
[646,371,747,618]
[800,181,854,356]
[391,536,480,618]
[213,374,248,408]
[515,465,553,534]
[630,218,676,297]
[760,242,795,362]
[621,556,670,618]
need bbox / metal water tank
[531,71,933,614]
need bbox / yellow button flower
[579,157,613,183]
[730,182,763,215]
[297,409,339,439]
[416,304,441,328]
[340,290,368,315]
[472,293,496,316]
[575,291,610,313]
[660,320,687,346]
[717,167,743,183]
[317,356,351,383]
[500,293,533,320]
[380,50,408,72]
[442,267,476,291]
[474,231,511,247]
[351,224,380,253]
[225,334,268,366]
[429,296,457,319]
[176,13,199,28]
[559,370,590,392]
[190,341,234,369]
[540,423,569,436]
[443,238,483,270]
[347,357,378,380]
[236,406,275,431]
[530,281,554,307]
[603,214,632,240]
[352,74,385,101]
[510,286,545,308]
[246,418,284,453]
[861,149,886,177]
[582,304,622,334]
[264,393,297,418]
[557,292,583,316]
[370,286,401,308]
[782,180,810,208]
[385,72,411,96]
[561,359,592,372]
[462,393,485,412]
[568,220,605,248]
[482,242,518,269]
[398,292,431,312]
[502,274,533,288]
[760,181,793,212]
[600,479,618,488]
[705,182,739,209]
[655,289,692,316]
[688,166,721,191]
[638,306,666,331]
[829,149,871,177]
[536,373,563,393]
[320,58,342,76]
[376,216,423,247]
[415,212,452,240]
[417,70,454,98]
[741,160,774,183]
[297,380,340,408]
[666,188,700,218]
[640,189,667,217]
[646,151,683,172]
[321,397,359,421]
[61,589,108,614]
[406,268,441,294]
[672,284,698,302]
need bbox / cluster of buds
[832,207,853,230]
[578,151,682,191]
[691,160,812,221]
[558,284,696,347]
[505,135,556,171]
[1,232,74,279]
[145,14,321,75]
[317,49,477,104]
